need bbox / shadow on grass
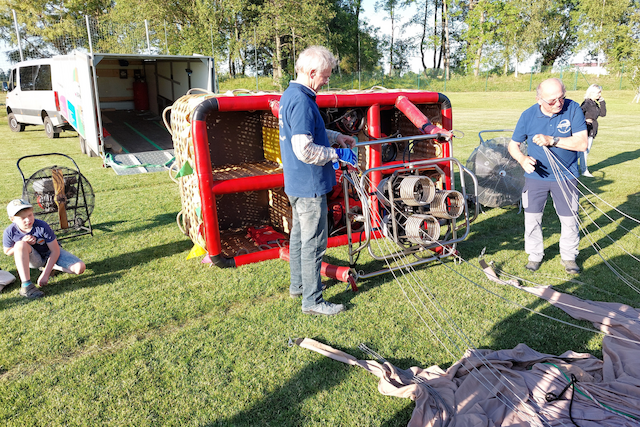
[85,238,192,275]
[486,240,640,359]
[0,239,192,308]
[91,211,180,234]
[207,344,418,427]
[589,148,640,172]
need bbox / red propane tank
[133,80,149,111]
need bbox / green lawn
[0,90,639,426]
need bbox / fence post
[574,69,578,91]
[620,65,624,90]
[85,15,93,55]
[12,9,23,61]
[529,69,533,91]
[164,21,169,54]
[485,71,489,92]
[254,28,258,92]
[145,19,151,55]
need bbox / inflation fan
[465,130,526,208]
[18,153,95,240]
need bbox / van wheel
[44,116,59,139]
[8,113,25,132]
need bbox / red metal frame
[189,91,453,268]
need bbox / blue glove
[334,148,358,169]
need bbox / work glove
[333,148,358,170]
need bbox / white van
[6,53,216,168]
[6,58,71,138]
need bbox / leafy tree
[0,0,111,59]
[375,0,406,75]
[463,0,530,76]
[409,0,465,78]
[252,0,335,87]
[328,0,383,74]
[575,0,639,73]
[523,0,580,67]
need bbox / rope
[541,147,640,295]
[351,170,555,426]
[544,363,639,422]
[345,162,640,425]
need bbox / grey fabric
[298,287,640,426]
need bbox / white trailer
[7,52,216,165]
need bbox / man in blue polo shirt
[279,46,357,316]
[508,78,588,274]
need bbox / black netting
[466,137,527,208]
[22,166,95,239]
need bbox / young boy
[3,199,86,299]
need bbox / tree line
[1,0,639,87]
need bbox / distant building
[571,62,608,75]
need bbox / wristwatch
[551,136,560,146]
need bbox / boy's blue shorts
[29,248,82,270]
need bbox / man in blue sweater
[279,46,356,315]
[508,78,587,274]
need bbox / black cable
[351,229,365,267]
[545,374,580,427]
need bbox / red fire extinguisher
[133,77,149,111]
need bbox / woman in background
[579,84,606,177]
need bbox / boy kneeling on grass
[3,199,86,299]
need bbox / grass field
[0,89,639,426]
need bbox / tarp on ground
[295,286,640,426]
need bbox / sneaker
[19,284,44,299]
[561,259,581,274]
[582,170,594,177]
[302,301,345,316]
[525,261,541,272]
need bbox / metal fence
[4,11,637,94]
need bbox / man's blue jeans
[288,195,328,310]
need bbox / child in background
[3,199,86,299]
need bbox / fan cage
[465,136,527,208]
[22,166,95,240]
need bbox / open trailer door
[55,52,102,157]
[92,54,215,175]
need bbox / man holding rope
[279,46,357,315]
[508,78,588,274]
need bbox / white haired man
[278,46,357,315]
[508,78,588,274]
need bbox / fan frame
[17,153,94,240]
[466,130,527,209]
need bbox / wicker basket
[172,94,216,249]
[172,93,286,253]
[268,188,292,234]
